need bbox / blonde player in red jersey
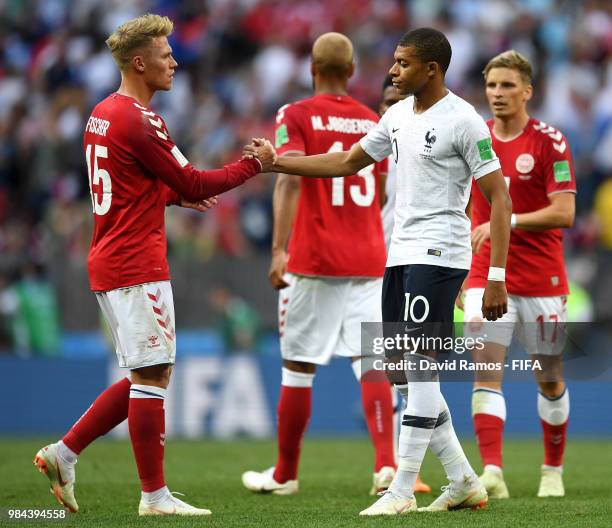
[33,14,275,516]
[241,33,398,496]
[460,50,576,499]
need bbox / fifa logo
[424,129,437,151]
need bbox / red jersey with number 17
[467,118,576,296]
[275,94,386,277]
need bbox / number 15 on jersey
[85,143,112,216]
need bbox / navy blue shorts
[381,265,467,360]
[382,264,467,324]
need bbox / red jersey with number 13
[467,118,576,296]
[275,94,386,277]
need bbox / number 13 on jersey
[328,140,375,207]
[85,143,112,215]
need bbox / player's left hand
[471,221,491,254]
[180,196,218,212]
[481,281,508,321]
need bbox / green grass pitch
[1,437,611,527]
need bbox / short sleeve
[454,113,501,179]
[360,110,392,162]
[275,104,306,156]
[541,130,577,196]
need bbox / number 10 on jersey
[86,143,112,215]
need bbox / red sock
[62,377,131,454]
[541,419,568,467]
[128,387,166,492]
[273,386,311,483]
[361,371,395,471]
[473,413,504,468]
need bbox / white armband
[510,213,517,228]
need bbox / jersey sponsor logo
[553,160,571,182]
[516,153,535,174]
[427,248,441,257]
[310,115,376,134]
[392,127,400,133]
[275,124,289,147]
[477,137,493,161]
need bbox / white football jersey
[360,91,500,270]
[381,155,396,251]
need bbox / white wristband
[510,213,517,228]
[488,266,506,282]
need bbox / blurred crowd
[0,0,611,348]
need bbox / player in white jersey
[245,28,512,515]
[378,74,431,495]
[379,75,406,251]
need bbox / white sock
[538,388,570,425]
[472,388,506,421]
[429,394,477,484]
[57,440,78,465]
[142,485,170,504]
[388,379,440,498]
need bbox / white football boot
[33,443,78,513]
[419,474,488,512]
[479,465,510,499]
[359,490,417,516]
[369,466,395,495]
[537,465,564,497]
[138,492,212,516]
[241,467,298,495]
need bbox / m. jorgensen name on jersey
[311,115,376,134]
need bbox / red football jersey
[467,118,576,296]
[84,93,260,292]
[275,94,386,277]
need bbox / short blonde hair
[483,50,532,84]
[106,14,173,71]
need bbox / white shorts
[278,274,382,365]
[96,281,176,369]
[463,288,567,355]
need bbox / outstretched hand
[243,138,277,172]
[180,195,218,212]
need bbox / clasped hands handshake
[243,138,278,172]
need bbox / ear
[524,83,533,102]
[427,61,440,79]
[132,54,146,74]
[347,62,355,79]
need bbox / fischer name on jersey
[360,91,501,270]
[84,93,259,292]
[275,94,386,277]
[467,118,576,296]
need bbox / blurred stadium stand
[0,0,610,437]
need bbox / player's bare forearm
[272,173,300,253]
[378,171,387,208]
[271,143,374,178]
[512,192,575,231]
[476,169,512,268]
[269,165,301,290]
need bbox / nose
[389,63,399,76]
